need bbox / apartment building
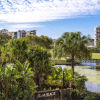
[26,30,36,35]
[94,26,100,46]
[17,30,26,39]
[7,30,36,39]
[8,32,17,38]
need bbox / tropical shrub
[46,66,87,92]
[46,66,63,87]
[0,61,36,100]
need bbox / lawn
[92,53,100,59]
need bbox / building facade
[17,30,26,39]
[0,29,36,39]
[94,26,100,46]
[26,30,36,35]
[14,32,18,38]
[8,32,17,38]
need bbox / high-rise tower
[94,26,100,46]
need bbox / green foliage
[0,33,88,94]
[0,34,11,61]
[54,32,91,74]
[46,66,87,91]
[79,91,100,100]
[55,32,90,59]
[0,61,36,100]
[27,45,52,90]
[0,34,11,47]
[0,35,53,64]
[9,39,28,62]
[24,35,53,49]
[40,35,53,49]
[46,66,63,86]
[1,39,28,63]
[72,73,87,91]
[0,37,52,90]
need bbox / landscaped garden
[0,32,100,100]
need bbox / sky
[0,0,100,39]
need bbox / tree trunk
[35,73,41,90]
[5,86,9,100]
[71,54,75,76]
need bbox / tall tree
[54,32,90,74]
[27,46,52,90]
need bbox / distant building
[8,32,17,38]
[0,29,37,39]
[94,26,100,46]
[0,29,8,35]
[26,30,36,35]
[14,32,18,38]
[8,32,14,38]
[87,39,95,48]
[88,39,94,45]
[17,30,26,39]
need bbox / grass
[50,50,100,64]
[92,53,100,59]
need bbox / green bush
[45,66,87,92]
[0,61,36,100]
[81,91,100,100]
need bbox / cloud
[0,23,43,31]
[0,0,100,23]
[9,24,43,31]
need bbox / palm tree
[54,32,90,75]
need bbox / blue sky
[0,0,100,39]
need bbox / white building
[94,26,100,46]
